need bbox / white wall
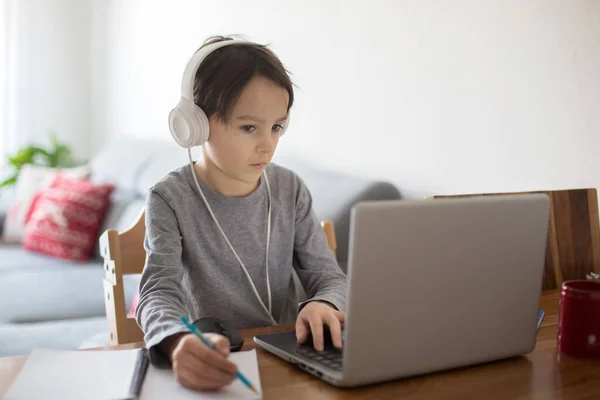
[5,0,91,159]
[0,1,7,159]
[91,0,600,199]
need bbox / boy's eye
[241,125,256,133]
[272,124,284,132]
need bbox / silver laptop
[254,194,550,388]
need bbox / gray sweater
[135,162,347,365]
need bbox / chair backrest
[428,188,600,291]
[99,209,338,345]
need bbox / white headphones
[168,39,289,148]
[170,39,287,325]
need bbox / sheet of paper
[140,349,262,400]
[3,348,141,400]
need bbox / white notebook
[4,348,262,400]
[140,349,262,400]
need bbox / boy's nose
[257,132,275,153]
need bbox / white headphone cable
[187,149,276,325]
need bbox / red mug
[557,280,600,359]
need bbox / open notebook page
[3,348,141,400]
[140,349,262,400]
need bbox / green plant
[0,133,78,190]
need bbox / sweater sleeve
[134,189,189,367]
[292,177,348,312]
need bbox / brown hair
[193,35,294,122]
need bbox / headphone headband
[180,39,251,101]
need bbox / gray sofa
[0,136,401,357]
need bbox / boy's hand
[166,333,238,391]
[295,301,345,351]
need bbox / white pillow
[1,164,91,243]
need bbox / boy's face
[201,75,289,196]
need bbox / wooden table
[1,291,599,399]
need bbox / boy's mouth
[250,162,267,169]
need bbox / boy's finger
[295,318,308,344]
[182,358,236,387]
[175,367,204,391]
[186,335,238,374]
[206,333,231,357]
[201,346,238,375]
[178,364,232,391]
[174,361,216,391]
[326,315,343,349]
[309,317,324,351]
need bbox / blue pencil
[180,316,257,393]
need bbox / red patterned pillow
[23,175,114,261]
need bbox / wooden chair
[428,188,600,291]
[100,209,338,346]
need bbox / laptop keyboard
[294,345,344,372]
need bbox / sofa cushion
[272,155,402,271]
[2,164,91,244]
[89,136,166,197]
[0,184,15,237]
[89,136,202,199]
[0,316,109,357]
[0,185,15,214]
[0,243,96,273]
[100,199,146,234]
[0,244,140,324]
[23,175,115,261]
[93,198,146,258]
[134,143,193,197]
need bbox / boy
[135,36,347,391]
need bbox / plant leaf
[0,174,18,189]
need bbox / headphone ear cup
[169,98,210,147]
